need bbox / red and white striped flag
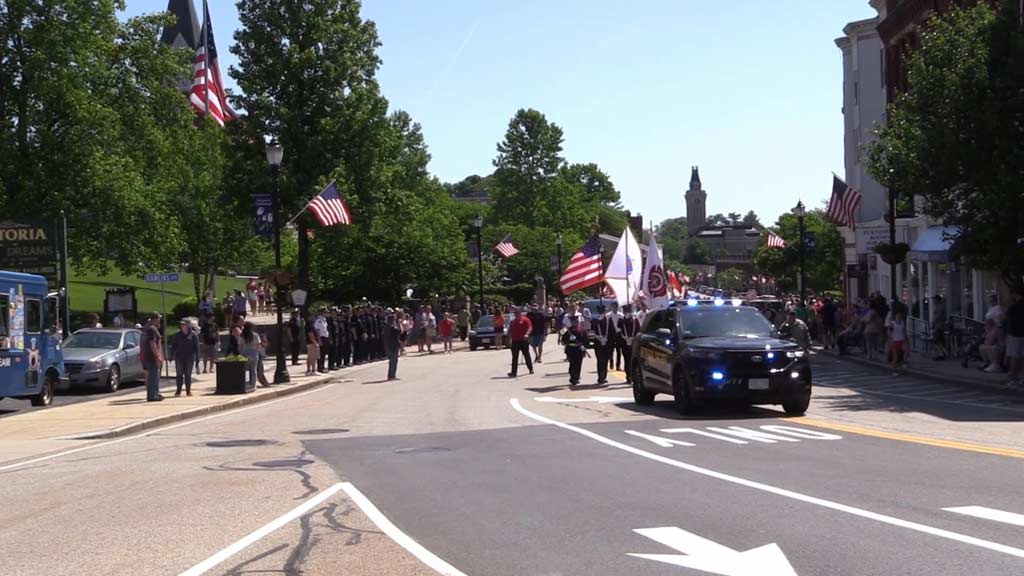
[189,0,236,127]
[494,234,520,258]
[306,182,352,227]
[560,236,604,294]
[827,175,862,230]
[766,231,786,249]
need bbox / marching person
[593,305,615,384]
[562,315,589,387]
[618,305,641,383]
[507,306,534,378]
[527,303,548,363]
[609,303,624,371]
[171,319,199,397]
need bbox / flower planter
[215,359,253,394]
[874,243,910,266]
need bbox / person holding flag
[618,306,641,383]
[641,232,670,311]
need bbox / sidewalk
[0,359,361,467]
[820,345,1021,396]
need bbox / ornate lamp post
[793,200,806,307]
[474,214,484,306]
[266,141,290,385]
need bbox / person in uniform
[609,303,624,371]
[338,306,352,367]
[287,309,303,366]
[352,307,365,364]
[562,315,589,387]
[618,305,641,383]
[593,305,615,384]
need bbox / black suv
[630,301,811,415]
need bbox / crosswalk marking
[943,506,1024,528]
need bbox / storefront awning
[909,226,957,263]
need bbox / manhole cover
[205,439,275,448]
[293,428,350,436]
[394,447,452,455]
[252,459,315,468]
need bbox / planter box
[215,360,253,394]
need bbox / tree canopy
[753,210,843,294]
[867,1,1024,287]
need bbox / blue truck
[0,271,65,406]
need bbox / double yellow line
[796,417,1024,459]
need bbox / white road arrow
[629,527,798,576]
[533,396,633,404]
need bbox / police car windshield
[65,332,122,350]
[679,307,775,339]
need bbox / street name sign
[144,273,179,283]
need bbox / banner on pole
[253,194,273,238]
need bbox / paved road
[0,340,1021,575]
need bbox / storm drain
[205,439,275,448]
[394,447,452,455]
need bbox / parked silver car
[61,329,145,392]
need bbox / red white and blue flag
[495,234,520,258]
[190,0,236,127]
[827,175,862,230]
[560,235,604,294]
[307,182,352,227]
[766,231,786,249]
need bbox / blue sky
[125,1,877,226]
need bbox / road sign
[144,273,179,283]
[629,526,798,575]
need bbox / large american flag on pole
[827,175,861,230]
[307,182,352,227]
[560,235,604,294]
[189,0,235,127]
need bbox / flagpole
[202,0,211,119]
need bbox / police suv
[630,298,811,416]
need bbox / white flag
[642,232,670,310]
[604,227,643,308]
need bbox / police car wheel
[632,363,654,405]
[31,373,55,407]
[672,369,696,415]
[782,392,810,416]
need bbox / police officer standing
[338,306,352,368]
[593,305,616,384]
[562,315,589,387]
[618,305,641,383]
[326,308,339,370]
[353,307,367,364]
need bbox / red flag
[668,271,683,294]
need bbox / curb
[65,375,343,441]
[822,349,1021,397]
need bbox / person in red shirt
[492,307,505,350]
[439,312,456,354]
[507,306,534,378]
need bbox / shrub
[170,297,199,323]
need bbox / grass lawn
[69,269,249,315]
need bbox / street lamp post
[266,141,290,385]
[555,233,564,307]
[474,214,484,306]
[794,200,807,307]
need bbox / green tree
[683,239,712,265]
[491,109,567,228]
[705,213,730,227]
[718,268,744,291]
[867,1,1024,287]
[741,210,762,228]
[753,210,843,293]
[0,4,196,272]
[231,0,386,292]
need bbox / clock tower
[685,166,707,236]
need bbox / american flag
[189,1,235,127]
[560,236,604,294]
[307,182,352,227]
[494,234,519,258]
[827,175,861,230]
[766,231,786,249]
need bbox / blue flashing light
[766,352,775,360]
[713,298,725,306]
[711,371,725,381]
[687,299,699,307]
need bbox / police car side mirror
[655,328,673,338]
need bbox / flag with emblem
[560,235,604,294]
